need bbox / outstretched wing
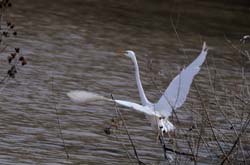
[114,100,158,116]
[154,42,208,117]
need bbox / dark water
[0,0,250,164]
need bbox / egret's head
[124,50,135,58]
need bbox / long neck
[131,55,149,105]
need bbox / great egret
[67,42,208,134]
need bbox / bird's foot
[158,125,176,138]
[158,117,175,134]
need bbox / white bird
[67,42,208,134]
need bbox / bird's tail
[67,90,112,104]
[158,118,175,134]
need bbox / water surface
[0,0,250,164]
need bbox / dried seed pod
[11,53,16,58]
[7,69,11,76]
[15,48,20,53]
[7,21,11,26]
[104,127,111,135]
[7,66,17,78]
[22,59,27,66]
[19,56,24,61]
[7,56,12,63]
[2,31,8,37]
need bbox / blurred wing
[67,90,107,104]
[155,42,208,117]
[115,100,157,116]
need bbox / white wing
[67,90,160,116]
[114,100,160,117]
[154,42,208,117]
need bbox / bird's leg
[156,117,176,160]
[156,117,165,144]
[156,126,163,144]
[158,127,168,160]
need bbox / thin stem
[220,113,250,164]
[194,81,229,163]
[51,74,69,159]
[111,94,146,165]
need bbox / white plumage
[68,42,208,134]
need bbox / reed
[0,0,27,92]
